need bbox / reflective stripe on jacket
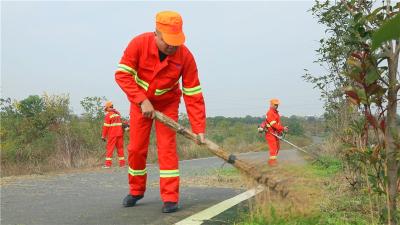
[115,32,206,133]
[261,107,284,134]
[102,109,123,138]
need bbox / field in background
[0,94,322,177]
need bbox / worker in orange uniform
[101,101,126,168]
[115,11,206,213]
[259,99,288,166]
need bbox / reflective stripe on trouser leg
[128,104,152,196]
[155,99,180,203]
[105,137,117,166]
[105,158,112,166]
[266,134,279,159]
[115,136,125,166]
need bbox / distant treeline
[0,94,322,176]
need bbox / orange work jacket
[261,107,284,134]
[115,32,205,134]
[102,109,123,138]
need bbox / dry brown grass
[243,163,332,221]
[1,148,114,177]
[148,159,329,221]
[1,133,311,179]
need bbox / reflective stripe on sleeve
[182,86,202,96]
[134,74,149,91]
[103,123,123,127]
[117,64,137,75]
[116,64,149,91]
[110,114,120,118]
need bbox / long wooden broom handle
[154,111,289,197]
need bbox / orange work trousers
[266,133,280,160]
[105,136,125,167]
[128,99,180,203]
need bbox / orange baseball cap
[156,11,185,46]
[270,98,280,105]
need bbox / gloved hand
[257,127,264,133]
[101,137,106,142]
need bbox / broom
[154,111,288,197]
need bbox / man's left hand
[197,133,206,144]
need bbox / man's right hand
[283,126,289,132]
[140,99,155,119]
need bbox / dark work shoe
[122,195,143,207]
[162,202,178,213]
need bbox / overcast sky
[2,1,326,117]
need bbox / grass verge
[235,156,371,225]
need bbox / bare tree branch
[395,39,400,56]
[379,77,390,86]
[382,44,393,58]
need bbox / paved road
[1,150,304,225]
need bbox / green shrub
[1,94,325,176]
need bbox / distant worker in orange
[258,99,288,166]
[115,11,206,213]
[101,101,126,168]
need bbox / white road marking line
[175,186,265,225]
